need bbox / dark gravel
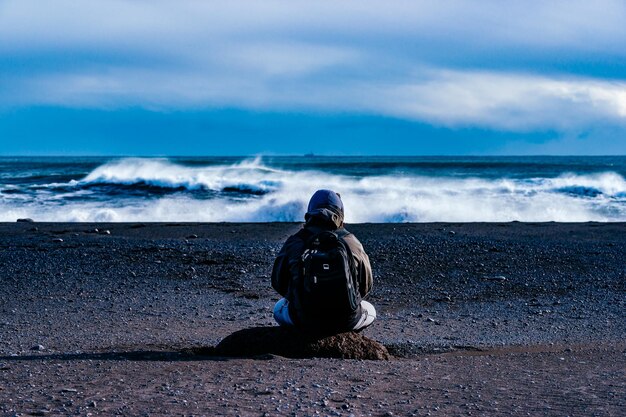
[0,222,624,416]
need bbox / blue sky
[1,0,626,155]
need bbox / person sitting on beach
[271,189,376,334]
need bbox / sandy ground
[0,222,624,416]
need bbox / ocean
[1,156,625,222]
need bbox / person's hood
[304,189,344,229]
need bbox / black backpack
[296,229,361,319]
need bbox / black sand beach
[1,222,624,416]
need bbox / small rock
[89,401,97,407]
[52,238,63,243]
[17,218,34,222]
[485,275,507,281]
[61,388,77,393]
[31,344,45,351]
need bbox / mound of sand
[191,326,390,360]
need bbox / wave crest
[2,157,625,222]
[79,157,281,195]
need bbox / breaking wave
[77,157,281,194]
[1,157,625,222]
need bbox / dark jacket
[271,211,373,332]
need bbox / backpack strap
[295,227,314,243]
[334,228,351,239]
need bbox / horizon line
[1,154,626,158]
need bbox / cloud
[373,70,626,130]
[2,0,626,133]
[5,64,626,132]
[2,1,625,51]
[2,0,625,57]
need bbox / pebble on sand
[31,344,45,351]
[484,275,508,281]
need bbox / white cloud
[373,70,626,129]
[2,0,625,52]
[2,0,626,132]
[225,42,360,78]
[6,65,626,131]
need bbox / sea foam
[1,157,625,222]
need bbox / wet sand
[1,222,624,416]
